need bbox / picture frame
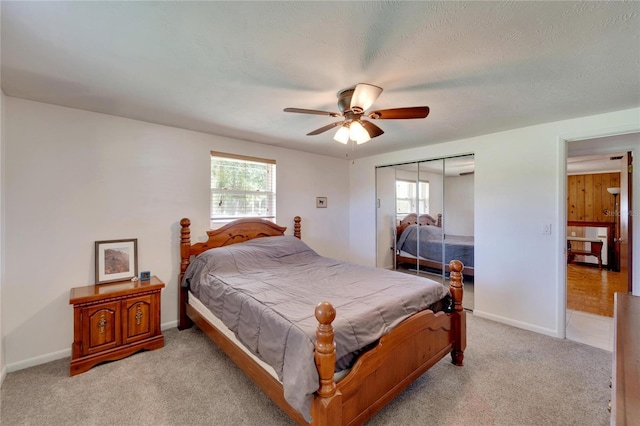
[95,239,138,284]
[316,197,327,208]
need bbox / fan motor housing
[337,89,355,113]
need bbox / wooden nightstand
[69,276,165,376]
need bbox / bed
[178,216,466,426]
[395,213,475,276]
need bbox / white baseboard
[473,310,561,338]
[5,320,180,374]
[1,365,7,387]
[6,348,70,373]
[161,320,178,330]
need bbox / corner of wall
[1,86,6,383]
[0,7,6,384]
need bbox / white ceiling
[567,152,624,175]
[2,1,639,159]
[567,132,638,175]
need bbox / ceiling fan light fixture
[284,83,430,144]
[349,120,370,144]
[350,83,383,111]
[333,125,350,144]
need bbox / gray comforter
[182,235,449,421]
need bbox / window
[210,152,276,226]
[396,179,429,220]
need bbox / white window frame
[210,152,276,227]
[396,179,429,222]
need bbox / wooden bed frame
[395,213,475,276]
[178,216,466,426]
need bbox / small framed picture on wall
[316,197,327,208]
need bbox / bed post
[312,301,342,426]
[294,216,301,239]
[448,260,466,366]
[178,218,194,330]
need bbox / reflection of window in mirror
[395,179,429,223]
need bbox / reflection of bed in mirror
[395,213,475,276]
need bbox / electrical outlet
[571,231,576,236]
[542,224,552,235]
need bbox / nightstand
[69,276,165,376]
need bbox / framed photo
[316,197,327,208]
[95,239,138,284]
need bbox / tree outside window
[210,152,276,226]
[396,179,429,221]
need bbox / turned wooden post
[294,216,301,239]
[312,301,342,425]
[315,302,337,397]
[449,260,466,366]
[449,259,464,312]
[178,218,193,330]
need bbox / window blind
[396,179,430,218]
[210,152,276,226]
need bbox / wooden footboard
[177,217,466,425]
[311,259,465,426]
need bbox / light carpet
[0,314,611,425]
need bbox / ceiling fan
[283,83,430,144]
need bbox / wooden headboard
[178,216,301,329]
[396,213,442,238]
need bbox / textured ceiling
[2,1,639,159]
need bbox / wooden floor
[567,263,629,317]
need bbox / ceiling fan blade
[284,108,341,117]
[350,83,383,111]
[368,106,430,120]
[307,121,344,136]
[361,120,385,138]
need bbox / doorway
[565,134,636,350]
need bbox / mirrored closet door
[376,154,474,284]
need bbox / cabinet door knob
[135,306,144,325]
[98,314,107,334]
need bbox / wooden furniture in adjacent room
[611,293,640,425]
[178,216,466,426]
[567,236,604,269]
[566,170,620,272]
[567,221,615,271]
[69,276,165,376]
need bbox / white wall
[0,89,5,384]
[0,6,6,385]
[375,167,396,269]
[3,97,350,369]
[349,108,640,338]
[444,174,474,236]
